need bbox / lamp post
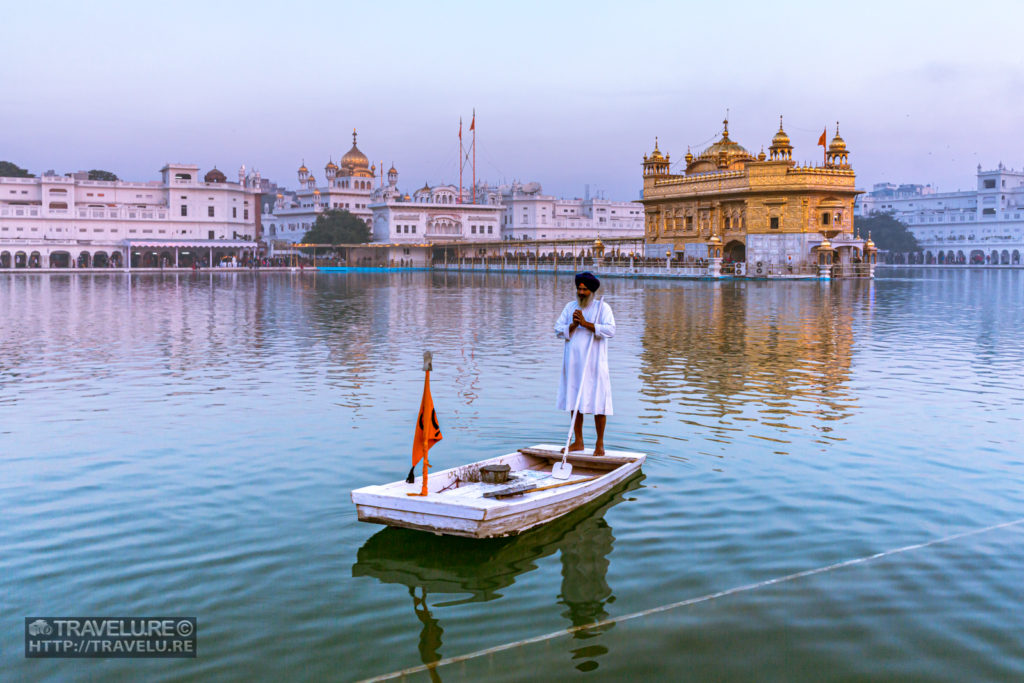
[707,234,723,277]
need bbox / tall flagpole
[458,117,463,204]
[471,109,476,204]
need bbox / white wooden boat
[351,444,645,539]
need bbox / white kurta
[555,298,615,415]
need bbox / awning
[122,239,258,249]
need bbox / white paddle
[553,297,603,480]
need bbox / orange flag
[469,113,475,131]
[817,128,827,147]
[406,368,443,492]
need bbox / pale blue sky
[2,0,1023,199]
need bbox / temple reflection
[352,474,643,677]
[639,281,869,437]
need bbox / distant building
[261,129,643,254]
[0,164,260,269]
[640,117,873,276]
[262,130,378,247]
[496,182,643,241]
[370,165,502,247]
[855,165,1024,265]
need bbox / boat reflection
[352,474,644,677]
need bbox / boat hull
[351,445,646,538]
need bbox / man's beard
[577,292,591,306]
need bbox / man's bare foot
[568,441,585,452]
[593,443,605,456]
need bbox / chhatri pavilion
[640,117,875,277]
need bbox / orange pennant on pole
[407,358,443,495]
[817,128,827,147]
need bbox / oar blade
[551,460,572,480]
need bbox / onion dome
[388,164,397,175]
[325,159,338,171]
[768,116,793,161]
[757,147,766,161]
[771,117,791,147]
[819,238,832,250]
[864,232,876,250]
[276,192,283,198]
[204,167,226,183]
[402,193,411,201]
[419,182,431,193]
[684,147,694,164]
[340,129,369,171]
[647,138,665,162]
[828,124,847,153]
[694,118,755,169]
[307,175,316,186]
[313,188,320,194]
[298,162,308,173]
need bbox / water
[2,268,1022,681]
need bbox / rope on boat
[359,515,1024,682]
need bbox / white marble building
[856,164,1024,264]
[0,164,260,268]
[262,130,378,250]
[496,181,643,241]
[369,166,503,249]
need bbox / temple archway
[94,251,109,268]
[723,240,746,263]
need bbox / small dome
[697,119,755,167]
[828,124,847,152]
[298,162,308,173]
[204,167,226,183]
[864,232,876,249]
[388,164,397,175]
[772,116,791,147]
[325,160,338,170]
[313,189,320,194]
[647,137,665,161]
[418,182,431,194]
[307,175,316,185]
[276,192,283,198]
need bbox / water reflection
[352,475,643,677]
[639,282,870,446]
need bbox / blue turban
[574,271,600,291]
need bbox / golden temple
[641,117,873,277]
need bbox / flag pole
[458,118,463,204]
[471,109,476,205]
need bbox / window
[983,208,996,215]
[243,209,248,220]
[487,226,493,234]
[232,207,237,218]
[181,205,188,216]
[770,217,780,229]
[984,179,996,189]
[821,212,831,225]
[208,206,215,217]
[471,225,476,234]
[208,230,215,239]
[411,226,416,233]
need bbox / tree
[87,169,119,181]
[301,209,372,247]
[0,161,33,178]
[853,213,919,253]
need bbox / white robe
[555,298,615,415]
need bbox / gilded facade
[641,118,873,276]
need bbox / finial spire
[352,129,357,145]
[836,121,840,135]
[723,110,729,137]
[779,114,784,131]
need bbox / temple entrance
[723,240,746,263]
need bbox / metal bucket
[480,464,511,484]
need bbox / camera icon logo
[28,619,53,636]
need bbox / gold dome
[307,175,316,185]
[828,123,847,152]
[771,115,791,146]
[647,137,665,161]
[696,118,755,166]
[864,231,876,250]
[818,238,833,250]
[325,159,338,170]
[298,162,308,173]
[341,129,369,171]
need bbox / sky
[3,0,1024,200]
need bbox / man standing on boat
[555,272,615,455]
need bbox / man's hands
[570,308,595,334]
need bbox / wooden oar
[483,475,601,499]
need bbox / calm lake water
[2,268,1023,681]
